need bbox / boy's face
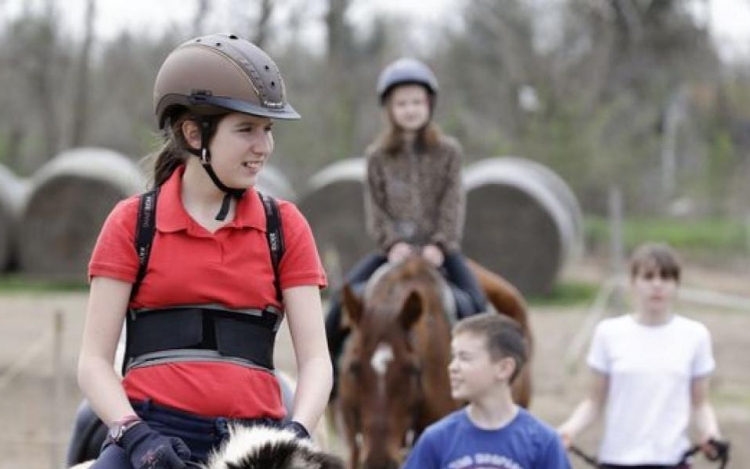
[448,332,512,402]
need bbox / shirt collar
[156,165,266,233]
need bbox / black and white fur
[203,424,343,469]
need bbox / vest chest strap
[123,305,282,374]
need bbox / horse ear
[399,291,423,330]
[342,283,364,327]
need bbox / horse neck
[414,292,452,377]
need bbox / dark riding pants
[89,400,279,468]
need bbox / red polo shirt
[89,165,326,419]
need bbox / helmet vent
[229,34,238,39]
[215,42,222,47]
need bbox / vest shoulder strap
[258,191,284,302]
[131,190,284,301]
[130,189,158,300]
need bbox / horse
[70,424,344,469]
[332,254,532,469]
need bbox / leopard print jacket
[364,135,465,253]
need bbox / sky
[2,0,749,61]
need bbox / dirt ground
[0,258,747,469]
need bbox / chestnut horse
[333,255,531,469]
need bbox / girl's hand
[556,428,573,449]
[422,244,444,267]
[701,437,729,462]
[388,242,413,263]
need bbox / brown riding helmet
[153,33,300,129]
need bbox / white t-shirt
[587,314,715,465]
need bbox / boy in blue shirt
[402,313,570,469]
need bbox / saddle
[355,262,472,324]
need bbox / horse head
[337,255,455,469]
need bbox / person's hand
[422,244,444,267]
[120,421,191,469]
[700,437,730,462]
[388,242,413,263]
[556,428,573,449]
[282,420,311,440]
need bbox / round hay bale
[298,158,370,286]
[0,164,29,271]
[462,157,583,296]
[19,147,147,280]
[256,164,296,201]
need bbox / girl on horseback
[77,33,332,468]
[324,58,488,387]
[558,242,726,468]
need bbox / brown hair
[453,313,527,383]
[629,242,682,282]
[374,91,442,155]
[149,112,223,188]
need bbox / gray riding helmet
[376,58,439,105]
[154,33,300,128]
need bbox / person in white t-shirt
[557,242,725,468]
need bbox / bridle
[349,334,426,466]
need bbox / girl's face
[448,332,510,402]
[387,84,431,132]
[631,262,678,316]
[207,112,275,188]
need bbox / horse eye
[403,362,419,375]
[348,362,362,375]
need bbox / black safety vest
[122,188,285,375]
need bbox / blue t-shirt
[402,407,571,469]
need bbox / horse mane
[203,425,343,469]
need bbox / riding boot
[442,252,487,317]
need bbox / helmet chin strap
[188,120,246,221]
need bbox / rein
[569,439,730,469]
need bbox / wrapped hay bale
[256,164,296,201]
[298,158,369,285]
[19,147,146,280]
[0,164,29,271]
[463,157,583,296]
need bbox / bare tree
[251,0,273,49]
[192,0,210,36]
[69,0,96,148]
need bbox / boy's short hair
[629,242,681,282]
[453,312,527,383]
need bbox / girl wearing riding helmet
[77,34,332,468]
[325,58,487,388]
[558,242,726,468]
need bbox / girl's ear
[182,119,202,151]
